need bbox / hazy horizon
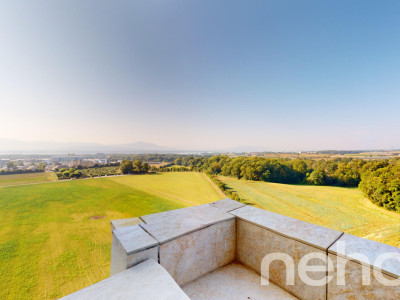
[1,1,400,151]
[1,138,399,154]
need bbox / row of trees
[208,175,246,204]
[0,168,45,176]
[158,164,189,172]
[119,160,150,174]
[56,161,150,179]
[172,155,365,186]
[0,161,46,175]
[57,168,85,179]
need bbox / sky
[0,0,399,151]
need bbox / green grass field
[0,172,57,187]
[2,171,399,299]
[0,172,223,300]
[218,176,400,247]
[164,165,189,170]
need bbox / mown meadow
[0,172,57,187]
[1,170,399,299]
[218,176,400,247]
[0,172,223,299]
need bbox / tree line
[0,161,46,175]
[119,160,150,174]
[56,161,150,179]
[56,166,123,179]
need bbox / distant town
[0,155,111,173]
[1,149,399,173]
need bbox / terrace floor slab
[182,262,298,300]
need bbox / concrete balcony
[61,198,400,300]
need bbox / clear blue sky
[1,1,399,151]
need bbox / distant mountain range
[0,139,173,154]
[0,139,398,155]
[0,139,273,154]
[222,145,270,153]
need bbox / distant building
[51,156,85,163]
[51,156,109,167]
[98,158,108,164]
[79,160,95,167]
[0,159,10,167]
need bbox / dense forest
[165,155,399,212]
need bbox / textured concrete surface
[62,259,190,300]
[237,219,327,300]
[74,204,400,299]
[328,233,400,278]
[209,198,245,212]
[111,225,159,275]
[126,246,158,268]
[183,262,297,300]
[160,219,236,286]
[110,235,158,276]
[113,224,158,255]
[231,205,343,250]
[328,253,400,299]
[141,204,234,244]
[111,217,143,231]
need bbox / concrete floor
[182,262,298,300]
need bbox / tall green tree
[120,160,133,174]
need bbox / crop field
[0,172,57,187]
[219,176,400,247]
[0,172,223,300]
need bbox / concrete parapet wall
[110,203,237,285]
[107,198,400,299]
[236,219,327,299]
[110,224,158,276]
[160,219,236,286]
[327,233,400,299]
[231,205,343,300]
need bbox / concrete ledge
[140,204,235,244]
[111,225,159,276]
[231,205,343,250]
[209,198,245,212]
[61,259,190,300]
[113,225,158,255]
[328,233,400,279]
[111,217,143,231]
[328,253,400,299]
